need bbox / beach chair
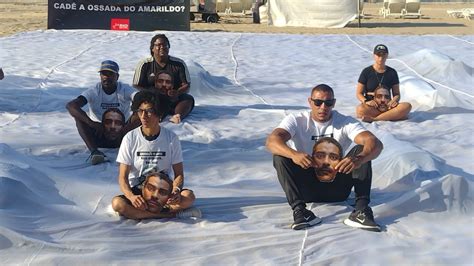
[447,8,474,20]
[402,0,422,18]
[462,8,474,20]
[381,0,406,18]
[229,0,243,14]
[358,0,365,18]
[379,0,389,15]
[216,0,227,13]
[447,9,464,18]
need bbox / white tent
[267,0,358,28]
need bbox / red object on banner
[111,18,130,31]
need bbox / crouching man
[266,84,383,231]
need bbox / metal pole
[358,0,361,28]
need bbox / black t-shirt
[358,65,399,100]
[133,56,189,90]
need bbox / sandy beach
[0,2,473,36]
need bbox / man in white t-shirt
[66,60,139,165]
[111,90,200,220]
[266,84,383,231]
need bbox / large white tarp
[1,31,473,264]
[268,0,357,28]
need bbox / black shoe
[343,207,381,232]
[291,208,322,230]
[88,150,107,165]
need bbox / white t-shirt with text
[116,126,183,187]
[81,81,136,122]
[277,110,366,155]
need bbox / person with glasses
[112,90,199,220]
[356,44,406,119]
[133,34,190,94]
[66,60,139,165]
[266,84,383,231]
[357,85,411,122]
[154,70,194,124]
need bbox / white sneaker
[176,207,202,219]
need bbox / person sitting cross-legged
[356,44,411,123]
[356,85,411,122]
[154,70,194,124]
[111,90,199,220]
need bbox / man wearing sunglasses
[113,90,199,220]
[266,84,383,231]
[66,60,139,165]
[356,85,412,122]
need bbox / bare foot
[169,114,181,124]
[361,116,374,123]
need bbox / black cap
[373,44,389,54]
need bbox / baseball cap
[99,60,119,74]
[373,44,389,54]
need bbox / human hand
[169,114,181,124]
[291,152,314,169]
[361,116,374,123]
[365,100,378,108]
[129,195,147,210]
[334,156,362,174]
[388,99,398,108]
[167,188,182,204]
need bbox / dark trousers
[273,153,372,211]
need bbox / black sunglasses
[311,98,335,107]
